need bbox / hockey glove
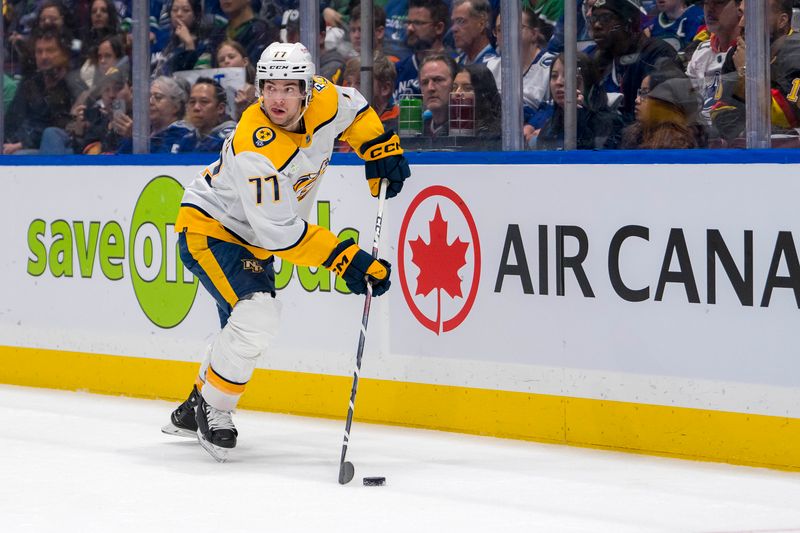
[359,130,411,199]
[324,238,391,296]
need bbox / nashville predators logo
[294,158,329,201]
[253,127,275,148]
[242,259,265,273]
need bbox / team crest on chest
[253,127,275,148]
[242,258,265,273]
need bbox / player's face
[261,80,304,127]
[703,0,739,35]
[217,44,248,68]
[420,60,453,113]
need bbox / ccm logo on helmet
[269,65,290,70]
[368,141,400,159]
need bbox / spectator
[348,4,392,60]
[116,75,194,153]
[9,0,79,77]
[77,0,124,88]
[685,0,741,129]
[65,65,130,154]
[215,39,257,120]
[381,0,413,62]
[342,52,400,132]
[622,60,704,148]
[174,78,236,152]
[81,33,127,92]
[3,27,85,154]
[419,52,457,137]
[394,0,451,100]
[646,0,705,52]
[217,0,278,65]
[521,7,557,113]
[3,73,20,112]
[711,0,800,143]
[452,0,498,67]
[532,52,624,150]
[453,63,501,147]
[152,0,222,77]
[588,0,678,124]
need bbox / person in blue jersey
[588,0,678,125]
[647,0,705,52]
[161,42,410,462]
[393,0,451,101]
[173,77,236,153]
[115,75,194,153]
[452,0,497,67]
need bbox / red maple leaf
[408,205,469,333]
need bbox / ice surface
[1,384,799,533]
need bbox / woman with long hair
[215,39,257,120]
[151,0,221,76]
[621,60,706,149]
[534,52,624,150]
[451,63,502,149]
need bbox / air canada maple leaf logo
[410,205,469,300]
[398,186,481,335]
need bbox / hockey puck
[362,476,386,486]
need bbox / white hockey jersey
[686,36,733,124]
[176,76,386,267]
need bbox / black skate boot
[196,394,237,463]
[161,386,199,438]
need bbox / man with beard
[588,0,678,125]
[711,0,800,143]
[394,0,451,100]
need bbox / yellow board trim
[1,345,799,471]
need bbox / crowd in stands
[3,0,800,154]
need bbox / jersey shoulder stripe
[231,76,340,167]
[231,104,299,170]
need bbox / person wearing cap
[588,0,679,125]
[621,58,706,148]
[115,75,195,153]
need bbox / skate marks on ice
[1,385,800,533]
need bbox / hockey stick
[338,178,389,485]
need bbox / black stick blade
[338,461,355,485]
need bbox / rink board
[1,152,799,470]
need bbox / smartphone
[111,98,126,119]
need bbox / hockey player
[161,41,411,462]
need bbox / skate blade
[161,422,197,439]
[197,431,230,463]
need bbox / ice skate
[161,386,199,438]
[196,394,237,463]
